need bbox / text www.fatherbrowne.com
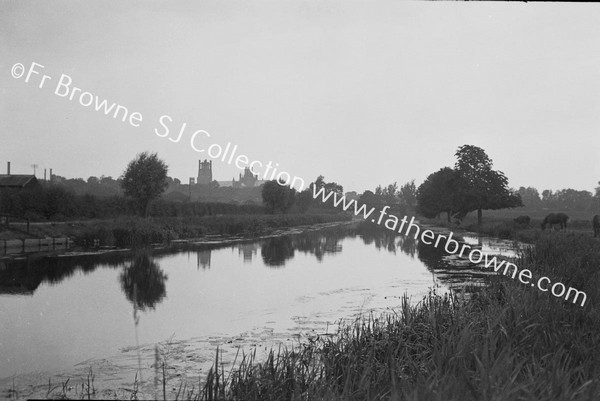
[311,185,588,307]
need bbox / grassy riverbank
[1,213,351,247]
[184,232,600,401]
[421,209,596,243]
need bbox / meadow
[422,208,598,243]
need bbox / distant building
[197,159,212,185]
[0,174,39,189]
[191,160,266,189]
[233,167,259,188]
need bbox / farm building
[0,174,40,189]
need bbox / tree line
[516,186,600,212]
[4,148,599,223]
[0,185,266,220]
[263,145,523,226]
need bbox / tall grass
[58,213,351,247]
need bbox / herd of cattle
[513,213,600,237]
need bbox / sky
[1,1,599,194]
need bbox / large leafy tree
[453,145,522,224]
[313,175,343,209]
[416,167,457,222]
[262,179,296,214]
[121,152,169,217]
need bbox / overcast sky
[1,1,599,194]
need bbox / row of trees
[358,181,418,215]
[517,186,600,211]
[7,148,596,222]
[260,145,523,226]
[261,175,345,214]
[0,185,267,220]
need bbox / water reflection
[0,222,510,299]
[294,229,343,261]
[261,237,295,267]
[416,238,448,271]
[1,221,521,381]
[119,251,168,310]
[197,249,211,269]
[355,223,417,257]
[0,252,127,297]
[238,243,259,263]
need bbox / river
[0,221,520,399]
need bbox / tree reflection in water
[261,236,295,267]
[120,250,168,311]
[294,229,343,262]
[417,238,448,272]
[259,223,423,268]
[260,228,346,267]
[355,222,417,258]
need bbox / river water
[0,222,520,398]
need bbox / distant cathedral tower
[197,159,212,185]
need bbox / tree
[592,182,600,213]
[398,180,417,212]
[416,167,457,222]
[312,175,343,209]
[453,145,522,225]
[262,179,295,214]
[359,190,382,211]
[296,188,313,213]
[382,182,399,205]
[121,152,169,217]
[517,187,542,210]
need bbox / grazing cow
[593,215,600,238]
[541,213,569,231]
[513,215,531,227]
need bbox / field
[419,208,597,243]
